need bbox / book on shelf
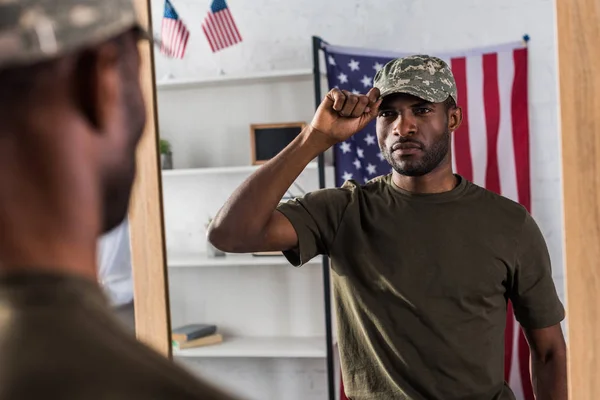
[171,323,223,349]
[171,323,217,342]
[173,333,223,350]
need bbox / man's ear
[73,43,121,132]
[448,106,463,133]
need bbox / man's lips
[391,141,423,154]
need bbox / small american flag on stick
[202,0,242,53]
[160,0,190,59]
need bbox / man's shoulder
[464,180,529,222]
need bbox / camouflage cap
[0,0,145,70]
[373,55,457,104]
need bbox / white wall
[151,0,565,398]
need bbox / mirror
[137,0,599,399]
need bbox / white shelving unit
[168,252,322,268]
[156,67,334,400]
[174,336,326,358]
[157,68,324,90]
[162,161,319,178]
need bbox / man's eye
[414,108,431,115]
[378,110,396,117]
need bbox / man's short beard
[382,129,450,177]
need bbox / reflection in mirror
[149,0,568,399]
[98,218,135,334]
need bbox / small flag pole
[204,47,225,76]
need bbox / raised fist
[310,87,381,145]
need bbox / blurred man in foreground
[0,0,239,398]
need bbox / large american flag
[323,41,534,400]
[202,0,243,53]
[160,0,189,59]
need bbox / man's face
[99,31,146,232]
[376,93,455,177]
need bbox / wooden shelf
[173,336,326,358]
[167,252,322,268]
[156,69,326,90]
[161,162,319,177]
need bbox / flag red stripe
[178,23,187,57]
[160,14,188,59]
[174,21,183,56]
[202,23,216,52]
[512,47,534,400]
[224,9,243,42]
[165,20,172,54]
[160,19,166,54]
[216,11,235,46]
[483,53,502,194]
[207,13,224,50]
[210,13,225,48]
[207,14,221,50]
[170,21,178,56]
[179,28,189,58]
[162,19,172,55]
[512,48,531,212]
[450,57,473,182]
[202,12,217,52]
[164,20,173,55]
[213,11,232,46]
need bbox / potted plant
[205,217,225,257]
[159,138,173,170]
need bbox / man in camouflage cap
[207,53,567,399]
[0,1,240,399]
[370,54,461,178]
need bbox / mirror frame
[128,0,600,396]
[129,0,172,357]
[556,0,600,398]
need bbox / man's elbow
[206,223,233,252]
[206,223,252,253]
[536,344,567,364]
[532,335,567,364]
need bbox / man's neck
[391,162,458,194]
[0,125,101,282]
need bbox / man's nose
[392,114,417,137]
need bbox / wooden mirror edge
[129,0,172,358]
[556,0,600,398]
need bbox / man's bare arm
[207,88,381,253]
[524,323,567,400]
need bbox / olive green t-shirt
[277,174,565,400]
[0,272,239,400]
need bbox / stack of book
[171,323,223,350]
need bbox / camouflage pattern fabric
[374,55,458,104]
[0,0,143,69]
